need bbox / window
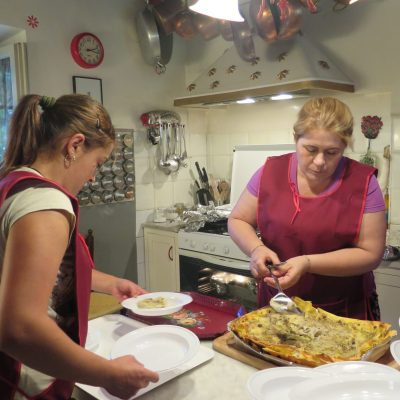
[0,43,28,160]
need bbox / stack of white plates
[247,361,400,400]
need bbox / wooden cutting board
[213,332,400,370]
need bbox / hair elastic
[40,96,56,109]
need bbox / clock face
[71,32,104,68]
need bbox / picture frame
[72,76,103,104]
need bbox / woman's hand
[111,279,147,302]
[249,245,281,280]
[104,355,159,399]
[263,255,310,290]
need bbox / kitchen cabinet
[144,226,180,292]
[374,262,400,331]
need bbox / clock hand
[86,48,100,54]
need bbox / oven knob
[223,246,230,255]
[203,243,209,251]
[209,244,216,252]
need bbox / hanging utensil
[165,123,179,173]
[158,122,171,172]
[266,263,303,315]
[180,124,188,161]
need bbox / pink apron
[257,153,377,320]
[0,171,93,399]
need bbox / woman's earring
[64,153,76,168]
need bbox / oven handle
[179,248,250,271]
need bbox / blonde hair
[0,94,115,177]
[293,97,353,148]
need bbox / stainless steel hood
[174,34,355,107]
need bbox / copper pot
[278,0,302,40]
[173,12,198,39]
[193,14,219,41]
[231,17,257,62]
[218,19,234,41]
[151,0,187,34]
[249,0,279,43]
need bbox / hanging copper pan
[249,0,279,43]
[173,11,198,39]
[218,19,234,41]
[278,0,302,41]
[231,16,257,62]
[193,14,220,41]
[151,0,187,34]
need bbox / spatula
[266,263,303,315]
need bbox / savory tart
[137,297,167,309]
[229,297,397,367]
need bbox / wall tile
[154,181,174,208]
[135,183,155,211]
[137,262,146,288]
[136,236,145,264]
[136,209,153,237]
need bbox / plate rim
[121,292,193,316]
[110,324,200,372]
[289,372,400,400]
[316,359,400,375]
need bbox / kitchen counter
[72,338,256,400]
[143,221,186,233]
[378,259,400,274]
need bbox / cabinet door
[144,230,179,292]
[374,270,400,329]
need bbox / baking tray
[125,291,245,339]
[227,320,392,367]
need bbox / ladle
[164,123,179,173]
[158,122,173,173]
[266,263,303,315]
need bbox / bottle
[85,229,94,259]
[384,188,390,228]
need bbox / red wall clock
[70,32,104,68]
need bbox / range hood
[174,34,355,107]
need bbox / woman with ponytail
[0,94,158,399]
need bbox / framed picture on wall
[72,76,103,104]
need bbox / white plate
[289,373,400,400]
[391,340,400,365]
[110,324,200,372]
[121,292,192,316]
[316,360,400,376]
[85,329,101,352]
[246,367,328,400]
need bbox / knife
[195,161,205,186]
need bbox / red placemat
[124,292,246,339]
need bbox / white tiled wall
[135,91,400,282]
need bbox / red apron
[0,171,93,399]
[257,153,377,320]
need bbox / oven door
[179,249,257,310]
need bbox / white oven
[178,230,258,311]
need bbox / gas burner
[198,219,228,235]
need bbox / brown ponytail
[0,95,43,177]
[0,93,115,177]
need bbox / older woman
[228,97,386,320]
[0,94,158,400]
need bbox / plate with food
[228,296,397,367]
[121,292,193,316]
[110,325,200,372]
